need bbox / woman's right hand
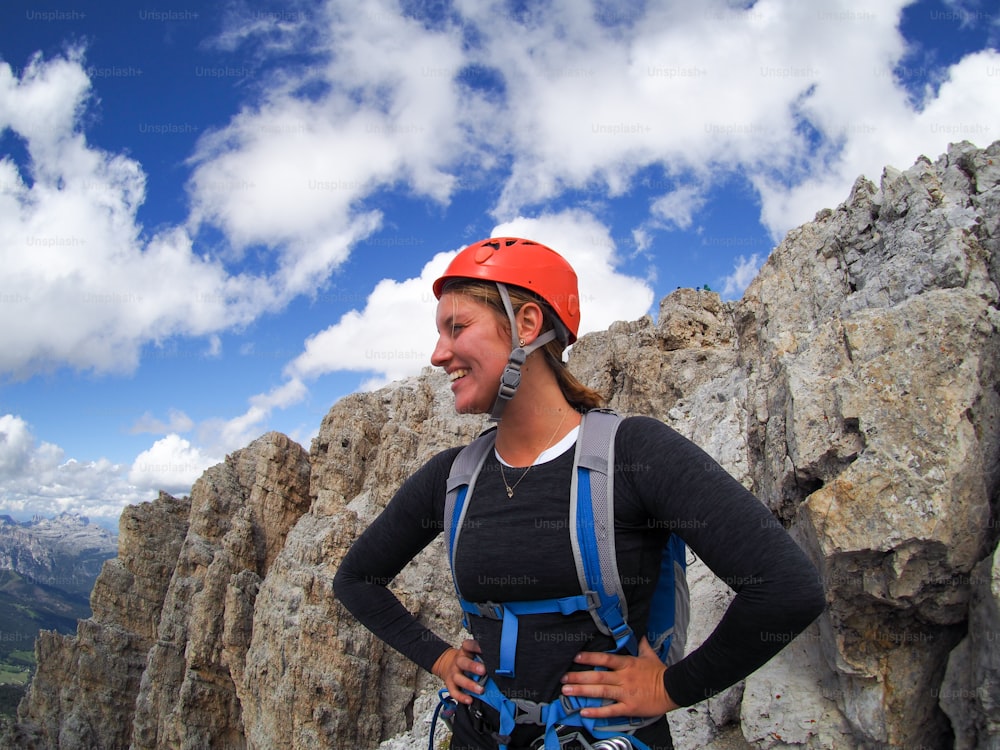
[432,639,486,704]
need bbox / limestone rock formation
[5,492,190,749]
[2,140,998,750]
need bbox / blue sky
[0,0,997,528]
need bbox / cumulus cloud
[130,409,196,435]
[287,259,448,387]
[447,0,999,239]
[754,49,1000,236]
[0,413,221,525]
[128,434,218,495]
[198,377,309,456]
[186,0,486,262]
[0,51,268,378]
[721,254,765,300]
[0,414,144,524]
[651,186,709,231]
[185,0,1000,272]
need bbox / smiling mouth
[449,369,469,382]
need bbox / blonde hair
[440,279,604,412]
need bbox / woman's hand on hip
[559,637,679,718]
[432,639,486,705]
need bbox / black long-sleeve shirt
[334,415,825,709]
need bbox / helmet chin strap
[489,283,557,422]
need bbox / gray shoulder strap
[570,409,626,630]
[444,430,496,590]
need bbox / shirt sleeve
[616,417,826,707]
[332,447,461,674]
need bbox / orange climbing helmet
[433,237,581,344]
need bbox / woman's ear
[516,302,546,345]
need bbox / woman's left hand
[559,637,679,719]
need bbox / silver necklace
[499,411,568,498]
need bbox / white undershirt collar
[495,426,579,467]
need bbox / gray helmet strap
[489,283,557,421]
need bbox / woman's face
[431,292,511,414]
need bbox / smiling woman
[334,236,826,750]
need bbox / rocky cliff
[3,140,998,750]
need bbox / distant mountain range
[0,513,118,719]
[0,513,118,598]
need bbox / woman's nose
[430,334,450,368]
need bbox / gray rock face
[6,493,190,749]
[2,140,998,750]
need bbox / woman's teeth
[449,369,469,382]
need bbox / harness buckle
[609,620,633,644]
[476,601,504,620]
[559,693,580,715]
[513,699,544,726]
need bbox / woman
[334,237,825,750]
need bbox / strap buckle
[497,348,526,400]
[513,699,544,726]
[475,601,504,620]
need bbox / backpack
[439,409,690,750]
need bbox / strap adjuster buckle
[476,601,504,620]
[609,620,634,646]
[497,349,527,400]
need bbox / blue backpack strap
[570,410,636,655]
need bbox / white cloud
[174,0,1000,255]
[650,185,708,231]
[198,377,310,455]
[0,414,147,524]
[128,434,217,495]
[721,254,764,300]
[443,0,1000,239]
[0,52,275,378]
[287,251,454,385]
[0,414,47,475]
[186,0,484,259]
[130,409,196,436]
[754,49,1000,237]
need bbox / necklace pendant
[506,486,514,498]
